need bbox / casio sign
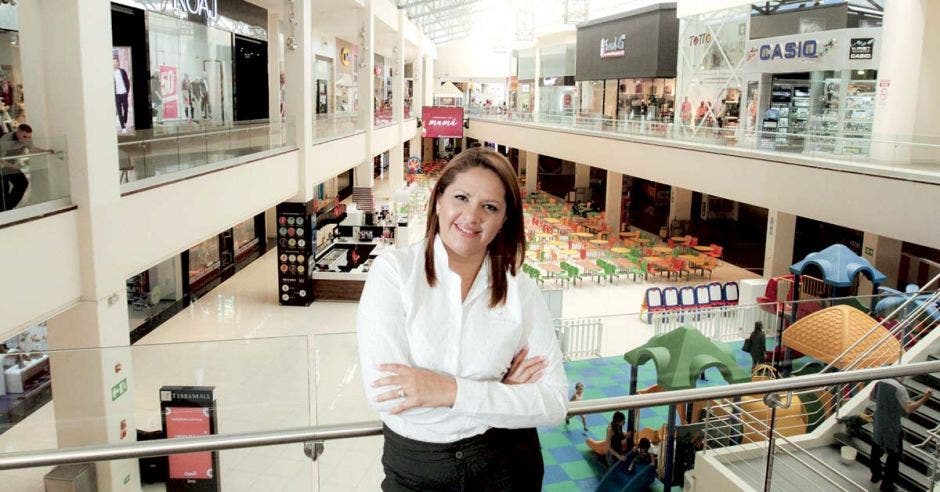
[600,34,626,58]
[759,39,818,60]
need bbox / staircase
[838,353,940,492]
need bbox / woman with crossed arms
[357,147,568,491]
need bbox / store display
[276,203,315,306]
[160,386,220,492]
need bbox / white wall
[0,210,82,338]
[371,122,401,156]
[467,120,940,249]
[677,0,753,18]
[311,133,367,187]
[374,0,399,32]
[107,151,299,279]
[434,36,511,81]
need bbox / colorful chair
[694,284,711,309]
[707,282,725,307]
[662,287,681,311]
[642,287,664,323]
[723,281,739,305]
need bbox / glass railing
[469,110,940,181]
[116,119,295,186]
[2,331,937,491]
[0,335,313,490]
[313,113,363,143]
[0,135,69,218]
[374,109,395,129]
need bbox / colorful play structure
[639,281,739,323]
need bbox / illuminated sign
[849,38,874,60]
[174,0,219,21]
[340,47,352,66]
[600,34,625,58]
[759,39,818,61]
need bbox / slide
[596,461,655,492]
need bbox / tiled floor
[0,175,765,491]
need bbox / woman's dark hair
[637,438,651,450]
[424,147,525,308]
[612,411,626,424]
[754,321,763,331]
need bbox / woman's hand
[502,346,546,385]
[372,364,457,415]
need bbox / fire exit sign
[111,378,128,401]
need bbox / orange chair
[707,245,724,261]
[668,258,690,281]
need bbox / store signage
[759,39,819,60]
[161,386,219,489]
[849,38,874,60]
[340,47,352,66]
[174,0,219,21]
[688,32,712,46]
[422,106,464,138]
[599,34,626,58]
[543,77,557,86]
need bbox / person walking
[0,124,41,211]
[565,382,588,432]
[869,378,931,491]
[743,321,767,370]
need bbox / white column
[574,163,590,189]
[667,186,694,226]
[389,13,406,192]
[763,210,796,278]
[357,0,376,195]
[355,160,374,189]
[870,1,929,162]
[267,12,282,120]
[524,151,538,194]
[423,55,435,107]
[532,47,541,114]
[858,232,904,295]
[284,0,315,201]
[605,171,623,233]
[20,1,138,489]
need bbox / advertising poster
[421,106,464,138]
[165,407,213,480]
[112,47,135,135]
[160,65,179,120]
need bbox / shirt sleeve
[356,255,412,414]
[450,280,568,428]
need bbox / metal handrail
[0,149,61,160]
[116,121,286,147]
[0,360,938,471]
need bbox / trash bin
[43,463,96,492]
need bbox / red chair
[707,244,723,260]
[579,248,588,260]
[668,258,690,281]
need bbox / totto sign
[174,0,219,20]
[759,39,818,60]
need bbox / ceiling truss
[397,0,483,44]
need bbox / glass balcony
[468,110,940,182]
[0,134,69,222]
[117,118,296,187]
[313,113,363,143]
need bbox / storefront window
[147,12,234,131]
[618,78,676,122]
[0,29,24,132]
[334,38,358,115]
[374,54,392,126]
[234,220,257,256]
[578,80,604,117]
[189,236,221,287]
[314,56,333,115]
[127,256,183,331]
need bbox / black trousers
[381,425,543,492]
[1,166,28,211]
[115,93,129,128]
[870,443,901,491]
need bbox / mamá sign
[422,106,464,138]
[174,0,219,20]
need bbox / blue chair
[596,461,656,492]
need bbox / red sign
[166,407,214,480]
[159,65,179,119]
[422,106,464,138]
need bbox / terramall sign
[600,34,626,58]
[422,106,464,138]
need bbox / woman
[606,411,631,467]
[357,147,568,491]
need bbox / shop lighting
[0,0,16,5]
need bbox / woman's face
[436,166,507,264]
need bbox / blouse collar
[432,234,492,288]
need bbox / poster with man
[112,47,135,135]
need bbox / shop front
[677,3,883,156]
[575,4,678,125]
[0,5,24,135]
[111,0,269,136]
[515,49,536,113]
[538,44,577,115]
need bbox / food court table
[611,247,631,255]
[574,260,603,273]
[693,245,715,253]
[671,236,689,243]
[589,239,608,246]
[652,246,673,255]
[539,263,563,274]
[571,232,594,239]
[543,217,561,224]
[619,231,641,239]
[611,258,635,269]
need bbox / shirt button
[455,451,464,459]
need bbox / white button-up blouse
[357,235,568,443]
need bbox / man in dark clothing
[0,124,37,211]
[745,321,767,369]
[869,379,931,491]
[113,57,131,131]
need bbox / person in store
[743,321,767,370]
[0,124,46,212]
[340,245,365,272]
[113,55,131,133]
[565,382,588,432]
[869,378,932,491]
[181,74,194,123]
[680,97,692,126]
[357,147,567,490]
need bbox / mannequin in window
[181,74,194,122]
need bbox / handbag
[741,336,751,353]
